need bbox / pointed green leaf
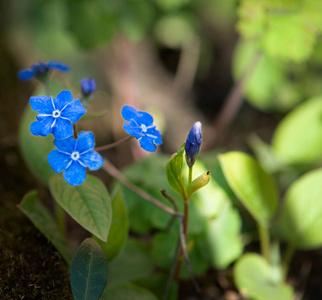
[166,145,186,195]
[234,254,294,300]
[19,190,72,264]
[274,168,322,249]
[100,283,158,300]
[219,152,278,225]
[272,97,322,166]
[94,185,129,263]
[49,175,112,242]
[71,238,108,300]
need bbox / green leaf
[272,97,322,166]
[107,238,155,285]
[166,145,186,196]
[100,283,158,300]
[71,238,108,300]
[274,168,322,249]
[94,185,129,263]
[19,190,72,264]
[206,201,243,269]
[234,254,294,300]
[219,152,278,225]
[232,40,300,112]
[153,0,191,11]
[262,13,316,62]
[49,175,112,242]
[18,105,55,185]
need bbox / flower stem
[258,223,270,262]
[55,203,66,238]
[174,166,193,280]
[95,136,132,152]
[281,243,295,280]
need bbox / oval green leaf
[100,283,158,300]
[234,254,294,300]
[19,190,72,264]
[19,105,55,185]
[219,152,278,225]
[272,97,322,166]
[94,185,128,263]
[49,175,112,242]
[71,238,108,300]
[166,145,185,195]
[274,168,322,249]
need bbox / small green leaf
[219,152,278,225]
[19,105,55,185]
[274,168,322,249]
[19,190,72,264]
[100,283,158,300]
[234,254,294,300]
[71,238,108,300]
[49,175,112,241]
[272,97,322,166]
[166,145,186,196]
[94,185,128,263]
[186,171,210,198]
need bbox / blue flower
[185,121,202,167]
[18,61,70,81]
[47,131,104,186]
[121,105,162,152]
[30,90,87,140]
[81,78,97,96]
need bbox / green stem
[281,243,295,280]
[56,204,66,238]
[188,166,193,185]
[258,223,270,262]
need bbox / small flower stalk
[185,121,202,168]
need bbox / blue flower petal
[46,61,70,72]
[121,105,140,122]
[31,117,54,137]
[63,161,87,186]
[139,136,157,152]
[54,90,73,111]
[47,150,71,173]
[123,122,144,139]
[18,69,35,81]
[147,128,162,145]
[54,136,76,154]
[79,151,104,171]
[136,111,154,126]
[30,95,52,113]
[60,99,87,123]
[81,78,96,95]
[76,131,95,153]
[52,118,74,140]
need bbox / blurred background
[1,0,322,299]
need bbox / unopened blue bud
[185,121,202,167]
[81,78,96,96]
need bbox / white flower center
[71,151,80,161]
[141,124,147,133]
[53,110,61,118]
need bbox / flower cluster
[18,61,70,81]
[121,105,162,152]
[27,85,103,186]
